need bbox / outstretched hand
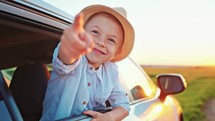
[58,13,94,64]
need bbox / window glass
[116,58,156,102]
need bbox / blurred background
[44,0,215,121]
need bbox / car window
[117,58,156,102]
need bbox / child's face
[85,13,123,68]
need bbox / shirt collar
[87,63,102,78]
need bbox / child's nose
[96,38,105,47]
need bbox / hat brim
[81,5,135,62]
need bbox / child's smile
[92,48,106,55]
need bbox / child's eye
[108,39,116,45]
[92,30,99,36]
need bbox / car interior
[0,15,60,69]
[10,62,50,121]
[0,63,50,121]
[130,85,147,100]
[0,8,61,120]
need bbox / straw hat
[80,4,135,62]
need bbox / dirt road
[202,98,215,121]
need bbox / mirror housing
[157,74,187,102]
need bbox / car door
[116,58,180,121]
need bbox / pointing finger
[73,12,84,34]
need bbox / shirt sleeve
[108,77,130,112]
[52,43,80,76]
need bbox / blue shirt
[41,45,130,121]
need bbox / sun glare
[152,104,163,114]
[164,96,174,106]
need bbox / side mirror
[157,74,187,101]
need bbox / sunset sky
[44,0,215,66]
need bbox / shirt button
[90,67,93,70]
[83,101,87,105]
[88,82,91,86]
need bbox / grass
[142,66,215,121]
[176,77,215,121]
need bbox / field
[142,66,215,121]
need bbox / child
[41,4,135,121]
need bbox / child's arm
[58,13,94,65]
[83,106,128,121]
